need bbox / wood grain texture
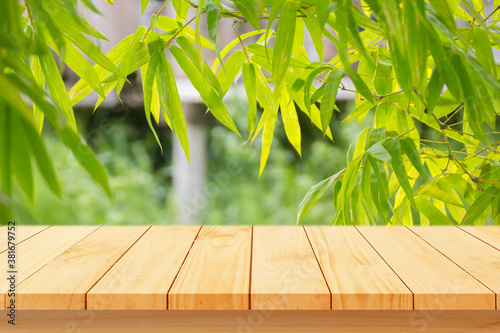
[459,226,500,251]
[305,226,413,310]
[1,310,499,332]
[0,226,50,253]
[16,226,149,310]
[2,226,98,310]
[251,226,330,310]
[87,226,200,310]
[357,227,495,310]
[409,226,500,310]
[169,226,252,310]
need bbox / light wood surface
[305,226,413,310]
[1,310,499,332]
[0,226,50,253]
[409,226,500,309]
[169,226,252,310]
[2,226,98,309]
[459,226,500,251]
[16,226,149,310]
[87,226,200,310]
[4,226,500,311]
[357,227,495,310]
[251,226,330,310]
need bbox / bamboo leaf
[259,114,276,176]
[462,187,499,225]
[157,54,190,162]
[415,196,455,225]
[272,1,297,85]
[29,55,45,133]
[234,0,260,30]
[387,138,416,206]
[419,184,464,207]
[0,104,12,197]
[297,171,342,223]
[243,62,257,137]
[170,46,240,136]
[142,36,164,150]
[400,137,427,180]
[39,49,77,132]
[141,0,149,14]
[320,69,344,135]
[10,110,34,203]
[22,117,61,197]
[280,88,301,155]
[368,143,392,163]
[176,36,223,97]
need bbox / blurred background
[17,0,369,226]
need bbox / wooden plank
[459,226,500,251]
[2,226,98,310]
[251,226,330,310]
[87,226,200,310]
[0,226,50,253]
[169,226,252,310]
[409,226,500,310]
[2,310,499,332]
[16,226,149,310]
[357,227,495,310]
[305,226,413,310]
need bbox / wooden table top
[2,226,500,311]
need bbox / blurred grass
[14,97,362,225]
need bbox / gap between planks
[353,226,415,310]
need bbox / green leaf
[29,55,45,133]
[368,143,392,163]
[303,66,331,115]
[259,114,276,176]
[141,39,164,150]
[451,53,487,144]
[206,0,220,42]
[243,62,257,137]
[297,170,342,223]
[272,1,297,86]
[156,54,190,162]
[280,88,301,155]
[349,71,375,104]
[10,110,33,203]
[176,36,223,97]
[170,46,240,136]
[22,117,61,197]
[57,21,124,79]
[0,104,12,197]
[39,49,77,132]
[415,196,455,225]
[316,0,331,29]
[425,69,443,114]
[461,187,499,225]
[216,50,246,96]
[387,138,416,206]
[195,0,206,70]
[234,0,260,30]
[59,127,111,197]
[141,0,149,14]
[320,69,344,135]
[400,137,427,180]
[419,184,464,207]
[116,26,147,98]
[156,16,215,50]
